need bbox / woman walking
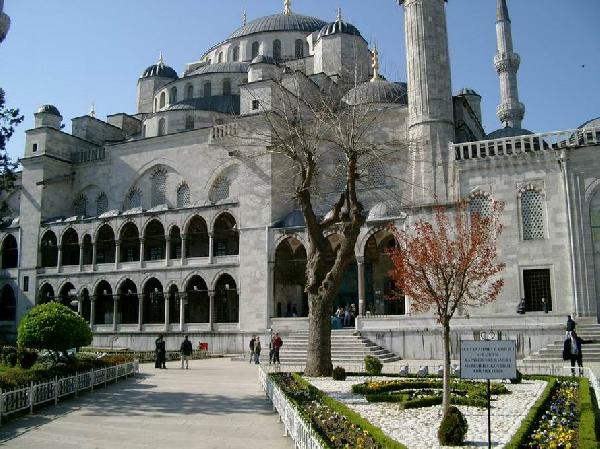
[254,336,261,364]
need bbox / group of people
[249,333,283,364]
[334,304,357,327]
[154,334,194,370]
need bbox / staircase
[523,323,600,364]
[278,329,401,365]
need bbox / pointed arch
[95,223,115,264]
[61,228,80,266]
[125,187,142,210]
[119,222,140,262]
[118,278,139,325]
[143,277,164,324]
[213,212,239,256]
[0,284,16,321]
[93,280,113,325]
[177,183,191,208]
[58,281,77,311]
[169,225,182,259]
[40,230,58,267]
[185,215,209,258]
[38,282,55,305]
[185,275,209,323]
[150,166,168,207]
[213,273,239,323]
[1,234,18,269]
[96,192,108,215]
[144,219,166,261]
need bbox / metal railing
[0,360,138,424]
[258,365,325,449]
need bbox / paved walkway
[0,359,294,449]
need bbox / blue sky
[1,0,599,160]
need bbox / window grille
[126,188,142,209]
[151,168,167,207]
[73,194,88,216]
[177,183,191,208]
[158,118,166,136]
[222,79,231,96]
[185,84,194,100]
[273,40,282,61]
[469,193,492,218]
[252,42,259,59]
[150,247,162,260]
[521,189,545,240]
[96,193,108,215]
[367,159,385,188]
[233,46,240,62]
[185,115,195,130]
[203,82,212,97]
[295,39,304,59]
[209,176,230,203]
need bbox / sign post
[460,339,516,449]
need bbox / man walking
[272,333,283,364]
[563,331,586,376]
[249,335,256,364]
[180,335,193,369]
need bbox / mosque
[0,0,598,357]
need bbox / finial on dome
[284,0,291,15]
[242,9,247,25]
[371,45,380,82]
[89,102,96,118]
[158,51,164,65]
[336,7,342,22]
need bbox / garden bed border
[0,360,139,424]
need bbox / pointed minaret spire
[336,7,342,22]
[89,102,96,118]
[242,9,247,25]
[494,0,525,129]
[158,51,164,65]
[284,0,291,15]
[370,45,380,82]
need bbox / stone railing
[0,361,138,424]
[209,123,238,142]
[453,126,600,162]
[258,365,325,449]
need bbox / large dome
[578,117,600,129]
[228,13,327,39]
[343,80,408,106]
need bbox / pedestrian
[154,335,162,369]
[562,331,587,376]
[541,297,548,313]
[268,335,275,364]
[272,333,283,364]
[254,336,261,364]
[566,315,576,338]
[344,305,351,327]
[158,335,167,369]
[516,298,526,314]
[180,335,193,369]
[249,335,256,364]
[291,304,298,318]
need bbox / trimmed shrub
[18,350,38,369]
[2,346,17,367]
[438,405,468,445]
[332,366,346,381]
[510,369,522,384]
[364,356,383,375]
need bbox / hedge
[577,378,598,449]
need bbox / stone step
[524,323,600,363]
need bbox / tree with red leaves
[387,199,505,412]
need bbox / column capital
[356,255,365,264]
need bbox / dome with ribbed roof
[458,87,480,97]
[36,104,61,116]
[228,13,327,39]
[343,80,408,106]
[141,55,178,80]
[578,117,600,129]
[317,19,361,41]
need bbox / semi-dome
[36,104,61,116]
[188,62,249,76]
[280,210,305,228]
[486,126,534,140]
[228,13,327,39]
[317,19,361,41]
[343,80,408,106]
[367,202,399,221]
[578,117,600,129]
[141,55,178,80]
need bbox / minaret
[0,0,10,43]
[494,0,524,129]
[399,0,455,203]
[284,0,291,16]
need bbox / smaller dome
[317,19,361,41]
[251,55,277,65]
[36,104,61,116]
[578,117,600,130]
[141,56,178,80]
[486,126,534,140]
[367,202,398,221]
[281,210,305,228]
[457,87,480,97]
[343,80,408,106]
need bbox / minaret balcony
[494,52,520,72]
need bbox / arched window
[119,222,140,262]
[213,213,239,256]
[143,278,164,324]
[0,285,16,321]
[209,176,230,203]
[150,167,167,207]
[125,187,142,210]
[185,115,195,130]
[295,39,304,59]
[1,235,18,269]
[168,284,180,324]
[185,275,209,323]
[214,274,239,323]
[203,82,212,98]
[273,39,282,61]
[177,183,191,208]
[59,282,77,311]
[40,230,58,267]
[222,79,231,96]
[144,220,165,261]
[232,46,240,62]
[82,234,93,265]
[38,283,55,304]
[185,216,209,258]
[117,279,138,325]
[96,224,115,264]
[217,52,223,63]
[185,84,194,100]
[73,194,88,216]
[169,226,182,259]
[93,280,113,325]
[96,192,108,215]
[159,92,166,109]
[61,228,79,266]
[520,187,545,240]
[251,41,260,59]
[469,192,492,218]
[366,159,385,188]
[158,118,166,136]
[169,86,177,104]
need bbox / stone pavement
[0,358,294,449]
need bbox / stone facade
[0,1,598,356]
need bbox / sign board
[460,340,517,379]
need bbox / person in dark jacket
[563,331,586,376]
[272,333,283,364]
[254,337,261,364]
[155,335,163,369]
[249,335,256,364]
[180,335,193,369]
[566,315,577,337]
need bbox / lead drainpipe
[559,152,580,317]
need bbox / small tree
[0,88,23,197]
[17,302,92,362]
[387,200,505,412]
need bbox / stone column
[181,237,187,265]
[92,243,97,269]
[138,292,144,331]
[112,296,118,331]
[165,237,171,267]
[179,295,185,332]
[164,293,170,331]
[114,240,121,269]
[77,296,83,315]
[78,244,84,271]
[405,295,411,315]
[90,298,96,326]
[208,232,214,264]
[357,256,366,316]
[57,247,63,271]
[139,238,145,268]
[208,291,215,331]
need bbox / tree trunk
[442,320,451,413]
[305,291,332,376]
